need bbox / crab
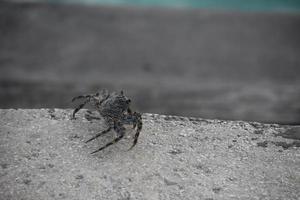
[72,89,142,154]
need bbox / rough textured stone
[0,109,299,200]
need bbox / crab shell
[99,91,131,119]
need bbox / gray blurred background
[0,0,300,124]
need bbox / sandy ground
[0,109,299,199]
[0,2,300,124]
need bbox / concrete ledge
[0,109,299,199]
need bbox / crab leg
[85,127,112,143]
[128,119,142,150]
[72,99,90,118]
[90,134,124,154]
[71,94,93,102]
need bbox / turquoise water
[48,0,300,11]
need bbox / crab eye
[126,99,131,103]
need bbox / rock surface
[0,109,299,199]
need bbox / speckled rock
[0,109,299,200]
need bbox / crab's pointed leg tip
[85,138,94,143]
[127,145,135,151]
[90,150,98,154]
